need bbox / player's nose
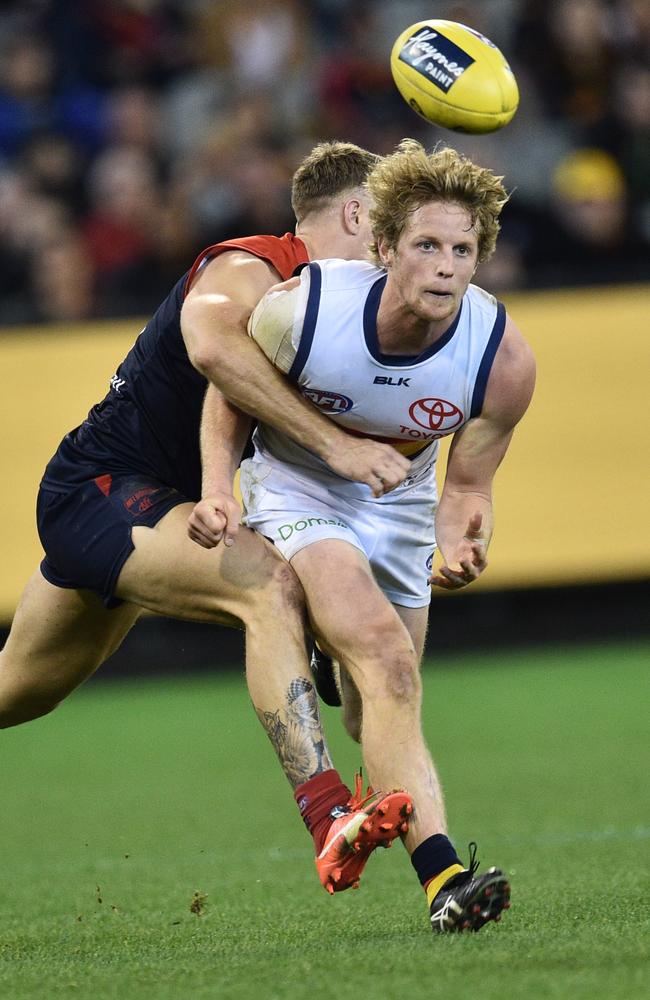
[435,252,454,277]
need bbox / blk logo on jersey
[374,376,411,386]
[303,388,353,414]
[408,397,464,432]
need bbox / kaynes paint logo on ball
[398,25,475,92]
[302,388,353,414]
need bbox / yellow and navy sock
[411,834,465,907]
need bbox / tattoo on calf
[256,677,333,787]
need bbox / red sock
[294,769,351,854]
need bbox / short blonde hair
[367,140,508,264]
[291,141,380,223]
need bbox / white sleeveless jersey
[250,258,506,499]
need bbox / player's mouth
[426,289,453,299]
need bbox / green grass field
[1,641,649,1000]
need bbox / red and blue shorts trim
[37,473,191,608]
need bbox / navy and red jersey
[41,234,309,500]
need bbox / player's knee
[0,651,71,727]
[352,621,420,705]
[0,686,62,728]
[383,653,421,705]
[366,634,420,705]
[252,556,307,626]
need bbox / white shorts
[239,457,437,608]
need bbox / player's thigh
[290,540,413,663]
[0,569,141,699]
[394,604,429,662]
[116,503,304,627]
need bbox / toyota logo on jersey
[408,397,464,431]
[303,388,354,414]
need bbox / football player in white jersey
[195,140,535,933]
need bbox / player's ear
[343,198,362,233]
[377,235,393,268]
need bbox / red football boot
[316,773,413,894]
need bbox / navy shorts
[37,473,191,608]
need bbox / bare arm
[181,252,409,496]
[201,386,252,496]
[430,315,536,590]
[187,386,252,549]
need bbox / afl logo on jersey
[408,397,463,432]
[303,388,354,414]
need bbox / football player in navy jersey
[0,143,415,889]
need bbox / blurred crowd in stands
[0,0,648,325]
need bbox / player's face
[379,201,479,328]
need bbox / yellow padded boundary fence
[1,285,649,621]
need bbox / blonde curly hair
[367,140,509,264]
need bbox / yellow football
[390,20,519,134]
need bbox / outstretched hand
[187,493,241,549]
[429,512,488,590]
[325,438,410,497]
